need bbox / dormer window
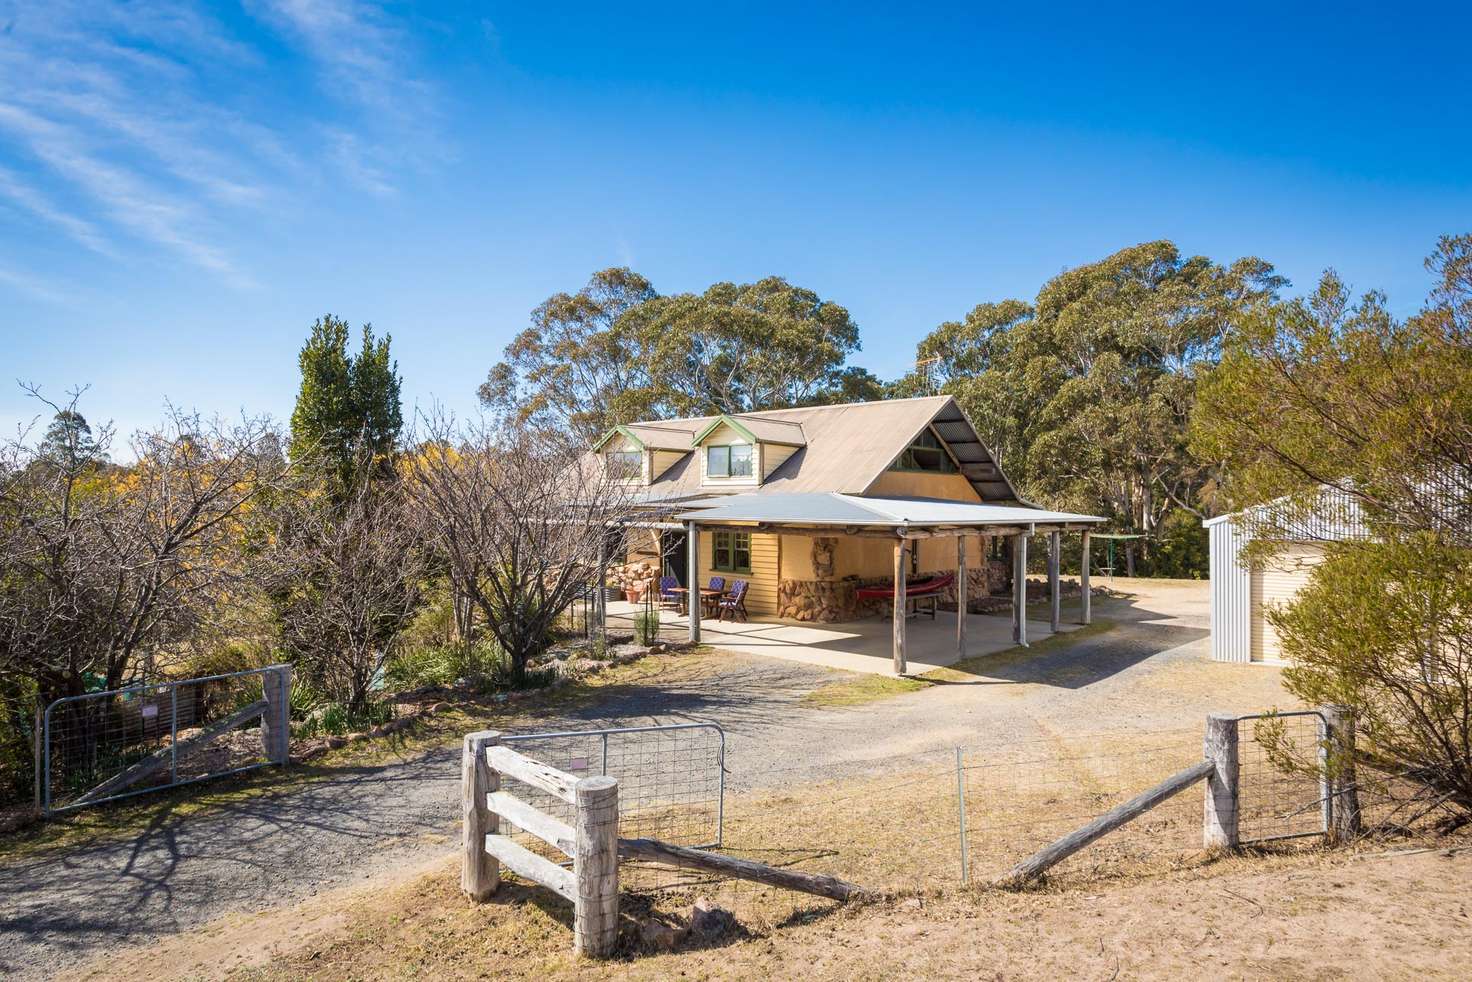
[707,444,753,478]
[606,450,642,480]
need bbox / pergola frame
[676,518,1097,676]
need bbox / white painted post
[1321,704,1361,843]
[462,730,501,901]
[893,538,908,675]
[260,665,291,766]
[1203,713,1240,850]
[1013,533,1029,647]
[573,775,620,957]
[1079,531,1092,625]
[1047,530,1061,635]
[686,521,701,643]
[955,535,967,660]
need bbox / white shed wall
[1207,516,1252,663]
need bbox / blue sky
[2,1,1469,444]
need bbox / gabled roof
[592,422,697,453]
[674,493,1102,529]
[607,396,1022,503]
[692,413,807,447]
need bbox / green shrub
[634,610,661,645]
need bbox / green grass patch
[801,672,932,707]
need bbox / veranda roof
[673,492,1104,531]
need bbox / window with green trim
[889,429,957,473]
[711,531,752,573]
[706,443,753,478]
[606,450,642,479]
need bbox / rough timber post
[260,664,291,766]
[1203,713,1240,850]
[1321,704,1361,842]
[462,730,501,901]
[1047,531,1061,635]
[956,535,967,660]
[1012,533,1028,646]
[893,537,908,675]
[573,775,620,957]
[1079,530,1092,625]
[686,520,700,643]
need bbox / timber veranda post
[462,730,501,901]
[686,520,700,643]
[892,536,908,675]
[1012,532,1029,646]
[955,534,967,660]
[1047,530,1061,635]
[1079,531,1092,625]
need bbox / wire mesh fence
[498,723,725,884]
[1236,710,1330,843]
[42,665,288,814]
[480,707,1411,927]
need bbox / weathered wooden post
[1012,533,1029,646]
[1047,530,1061,635]
[686,520,701,643]
[1079,530,1092,625]
[1320,705,1361,843]
[1203,713,1240,849]
[573,775,620,957]
[260,665,291,766]
[462,730,501,901]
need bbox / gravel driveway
[0,581,1288,979]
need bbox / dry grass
[921,619,1115,683]
[60,717,1472,981]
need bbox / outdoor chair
[716,580,749,622]
[701,577,726,617]
[657,575,682,610]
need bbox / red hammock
[854,572,955,602]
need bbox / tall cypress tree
[289,314,403,490]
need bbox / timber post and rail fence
[461,729,864,958]
[1003,704,1360,885]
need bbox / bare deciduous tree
[0,389,289,709]
[408,411,637,683]
[265,463,426,715]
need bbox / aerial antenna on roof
[915,355,941,396]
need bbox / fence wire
[497,723,725,888]
[43,666,284,813]
[486,711,1410,928]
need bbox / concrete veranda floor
[605,598,1082,675]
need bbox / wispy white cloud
[0,101,245,283]
[0,163,114,255]
[247,0,444,192]
[0,0,443,286]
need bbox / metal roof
[673,492,1104,529]
[599,395,1026,504]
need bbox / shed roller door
[1249,545,1325,663]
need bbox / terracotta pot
[625,587,644,602]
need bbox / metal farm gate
[499,722,726,856]
[41,664,291,815]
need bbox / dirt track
[0,581,1292,979]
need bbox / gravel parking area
[0,580,1291,979]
